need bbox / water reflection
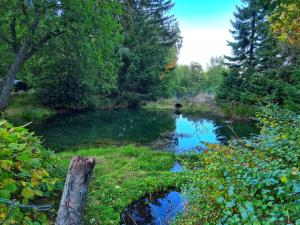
[33,110,175,150]
[32,110,257,152]
[121,191,187,225]
[166,114,257,153]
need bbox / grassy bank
[56,145,186,224]
[3,92,56,125]
[143,97,256,120]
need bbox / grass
[217,100,256,119]
[143,97,218,114]
[56,145,186,224]
[143,96,256,120]
[3,92,55,125]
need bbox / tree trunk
[55,156,96,225]
[0,41,29,112]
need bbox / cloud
[178,25,232,67]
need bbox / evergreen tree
[118,0,181,106]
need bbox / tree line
[217,0,300,111]
[1,0,299,112]
[0,0,181,111]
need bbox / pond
[31,109,258,224]
[33,109,258,153]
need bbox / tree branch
[10,15,19,54]
[26,30,62,60]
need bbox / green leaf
[21,188,35,199]
[0,190,11,199]
[4,183,18,194]
[30,158,42,169]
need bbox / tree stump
[55,156,96,225]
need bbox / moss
[3,92,56,125]
[56,145,186,224]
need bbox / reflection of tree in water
[33,110,175,150]
[121,191,186,225]
[178,114,257,148]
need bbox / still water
[33,109,257,152]
[32,109,257,224]
[121,190,187,225]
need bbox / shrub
[178,106,300,224]
[0,120,62,224]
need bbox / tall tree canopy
[0,0,123,110]
[118,0,181,106]
[218,0,300,110]
[0,0,70,111]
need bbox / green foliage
[269,0,300,46]
[177,106,300,224]
[3,92,55,125]
[166,58,226,98]
[32,0,122,110]
[118,0,181,105]
[217,0,300,111]
[0,120,62,224]
[56,145,186,224]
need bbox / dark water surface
[121,190,187,225]
[33,109,257,152]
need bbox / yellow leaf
[280,176,288,183]
[0,213,6,219]
[31,178,39,187]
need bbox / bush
[178,106,300,224]
[0,120,62,224]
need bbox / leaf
[0,160,13,171]
[34,190,43,197]
[280,176,288,183]
[4,184,18,194]
[239,206,248,220]
[30,158,42,169]
[228,186,235,196]
[21,187,35,199]
[0,190,11,199]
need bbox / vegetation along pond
[32,109,257,225]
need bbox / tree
[0,0,69,111]
[118,0,181,106]
[269,0,300,46]
[34,0,122,109]
[218,0,300,110]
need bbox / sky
[172,0,242,68]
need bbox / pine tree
[118,0,181,106]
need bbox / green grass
[143,97,218,114]
[56,145,185,224]
[143,97,256,120]
[217,101,256,119]
[3,92,55,125]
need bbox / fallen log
[55,156,96,225]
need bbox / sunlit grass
[56,145,184,224]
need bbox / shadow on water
[121,190,187,225]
